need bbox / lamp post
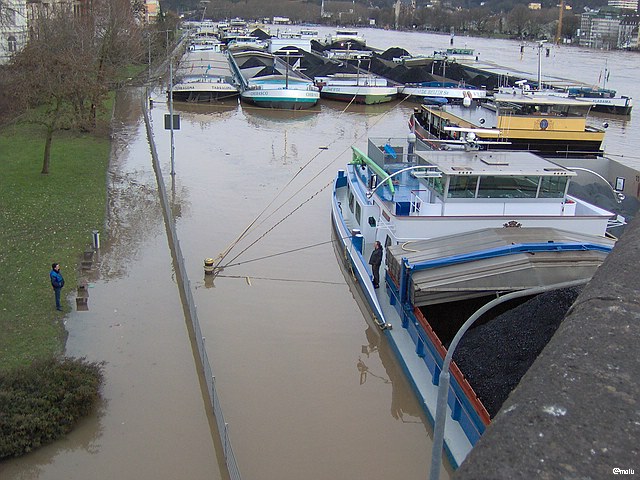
[169,61,175,176]
[537,40,547,90]
[428,278,589,480]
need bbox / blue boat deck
[374,286,474,467]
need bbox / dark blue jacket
[369,247,383,267]
[50,269,64,289]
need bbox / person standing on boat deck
[369,241,383,289]
[50,263,64,311]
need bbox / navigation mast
[555,0,564,44]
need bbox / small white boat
[324,29,366,47]
[331,134,627,468]
[315,73,397,105]
[400,81,487,104]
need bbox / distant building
[145,0,160,23]
[272,16,291,24]
[619,15,639,47]
[528,3,542,10]
[580,8,622,48]
[608,0,638,11]
[0,0,27,64]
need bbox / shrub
[0,357,103,458]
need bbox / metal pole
[169,61,175,176]
[428,278,589,480]
[537,41,546,90]
[537,43,542,89]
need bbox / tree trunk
[41,125,54,174]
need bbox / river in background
[1,27,638,480]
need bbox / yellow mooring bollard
[204,258,215,275]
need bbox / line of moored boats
[172,21,632,115]
[175,19,638,475]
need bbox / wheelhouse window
[447,175,478,198]
[348,190,354,213]
[539,175,568,198]
[426,175,445,197]
[355,202,361,225]
[476,175,540,198]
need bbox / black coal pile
[452,287,583,418]
[304,60,358,79]
[568,181,639,238]
[378,47,410,61]
[367,57,438,84]
[569,182,639,221]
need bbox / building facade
[0,0,28,64]
[608,0,638,11]
[578,8,640,49]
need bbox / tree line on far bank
[179,0,586,43]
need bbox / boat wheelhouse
[331,136,617,468]
[410,88,606,156]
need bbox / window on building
[8,36,17,53]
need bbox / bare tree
[9,10,99,173]
[7,0,143,173]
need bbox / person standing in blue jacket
[50,263,65,311]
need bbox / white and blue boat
[228,50,320,110]
[400,81,487,105]
[331,135,620,468]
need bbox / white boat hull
[172,81,239,102]
[320,85,397,105]
[401,86,487,101]
[241,88,320,110]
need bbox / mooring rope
[213,93,412,276]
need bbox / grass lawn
[0,117,111,373]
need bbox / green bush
[0,357,103,458]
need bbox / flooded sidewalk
[0,88,223,480]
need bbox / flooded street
[0,89,224,480]
[2,27,639,480]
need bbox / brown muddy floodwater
[0,88,449,480]
[4,26,639,480]
[153,96,446,480]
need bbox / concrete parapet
[455,216,640,479]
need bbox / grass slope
[0,122,110,372]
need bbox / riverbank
[0,120,111,372]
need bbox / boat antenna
[537,40,547,90]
